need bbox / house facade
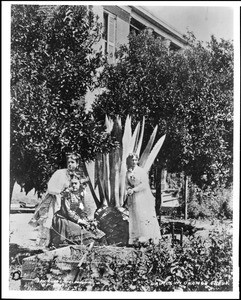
[92,5,187,61]
[85,5,188,110]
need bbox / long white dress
[126,166,161,245]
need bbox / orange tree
[92,31,233,194]
[10,5,114,200]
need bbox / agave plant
[84,115,166,209]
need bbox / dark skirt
[49,213,106,247]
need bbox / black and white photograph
[2,1,240,299]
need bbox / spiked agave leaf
[119,115,132,206]
[109,117,122,206]
[105,115,113,133]
[95,153,106,205]
[130,121,140,155]
[82,161,101,208]
[135,116,145,156]
[143,134,166,172]
[139,125,158,167]
[85,115,166,208]
[103,153,111,205]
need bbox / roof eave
[129,6,188,45]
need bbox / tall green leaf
[103,153,110,205]
[105,115,113,133]
[119,115,132,205]
[143,134,166,172]
[83,161,101,208]
[87,115,166,208]
[135,116,145,156]
[139,125,158,167]
[95,154,106,204]
[109,117,122,206]
[131,121,141,155]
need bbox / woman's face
[71,178,80,192]
[128,156,138,168]
[67,158,78,171]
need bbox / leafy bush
[187,184,233,219]
[21,228,233,291]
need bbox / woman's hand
[77,219,88,227]
[80,176,89,184]
[127,188,134,196]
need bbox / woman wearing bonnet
[125,153,161,245]
[29,152,88,247]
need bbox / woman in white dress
[29,152,88,247]
[125,153,161,245]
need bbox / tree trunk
[10,177,15,208]
[155,165,162,222]
[184,175,188,220]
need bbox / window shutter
[108,14,116,63]
[109,15,115,43]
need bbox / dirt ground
[9,212,233,250]
[10,213,40,249]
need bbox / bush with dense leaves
[187,184,233,219]
[21,227,232,291]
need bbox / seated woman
[49,172,105,248]
[29,152,84,247]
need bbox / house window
[130,24,140,36]
[130,17,146,36]
[103,11,116,64]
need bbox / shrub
[187,184,233,219]
[21,227,233,291]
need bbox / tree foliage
[92,31,233,188]
[10,5,113,197]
